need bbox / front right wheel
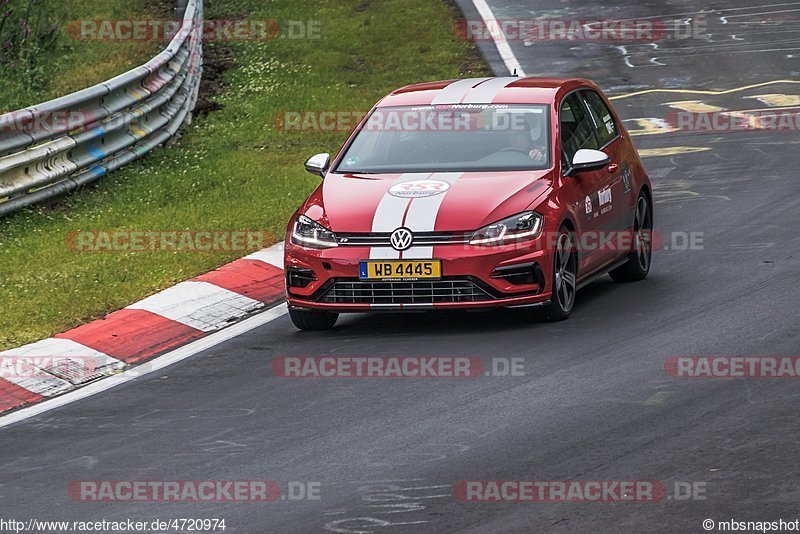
[543,226,578,321]
[609,191,652,282]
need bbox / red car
[284,76,653,330]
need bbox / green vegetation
[0,0,488,349]
[0,0,162,110]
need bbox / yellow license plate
[359,260,442,280]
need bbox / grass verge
[0,0,164,111]
[0,0,488,349]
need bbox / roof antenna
[512,68,518,77]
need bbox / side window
[582,90,618,147]
[560,93,598,169]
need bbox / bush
[0,0,59,86]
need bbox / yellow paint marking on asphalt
[746,93,800,107]
[627,105,800,137]
[665,100,725,113]
[638,146,711,157]
[626,118,679,137]
[609,80,800,101]
[719,105,800,114]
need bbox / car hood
[302,170,554,233]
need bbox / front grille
[318,279,496,306]
[336,231,471,247]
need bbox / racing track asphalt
[2,0,800,532]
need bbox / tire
[289,308,339,331]
[543,226,578,321]
[609,192,653,282]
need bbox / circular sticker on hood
[389,179,450,198]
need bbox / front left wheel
[289,308,338,331]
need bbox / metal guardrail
[0,0,204,216]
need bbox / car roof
[376,76,595,108]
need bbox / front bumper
[284,240,555,312]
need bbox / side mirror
[304,153,330,177]
[569,149,610,175]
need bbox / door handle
[607,163,619,173]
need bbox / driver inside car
[506,116,547,162]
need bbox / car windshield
[335,104,550,173]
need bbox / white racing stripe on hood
[460,76,519,104]
[431,77,492,105]
[369,173,429,260]
[402,172,463,260]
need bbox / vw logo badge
[390,228,413,251]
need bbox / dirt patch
[193,42,235,117]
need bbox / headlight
[469,211,543,246]
[291,215,339,249]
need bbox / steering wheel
[497,147,530,155]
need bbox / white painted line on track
[0,304,289,429]
[472,0,526,76]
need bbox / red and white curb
[0,242,285,415]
